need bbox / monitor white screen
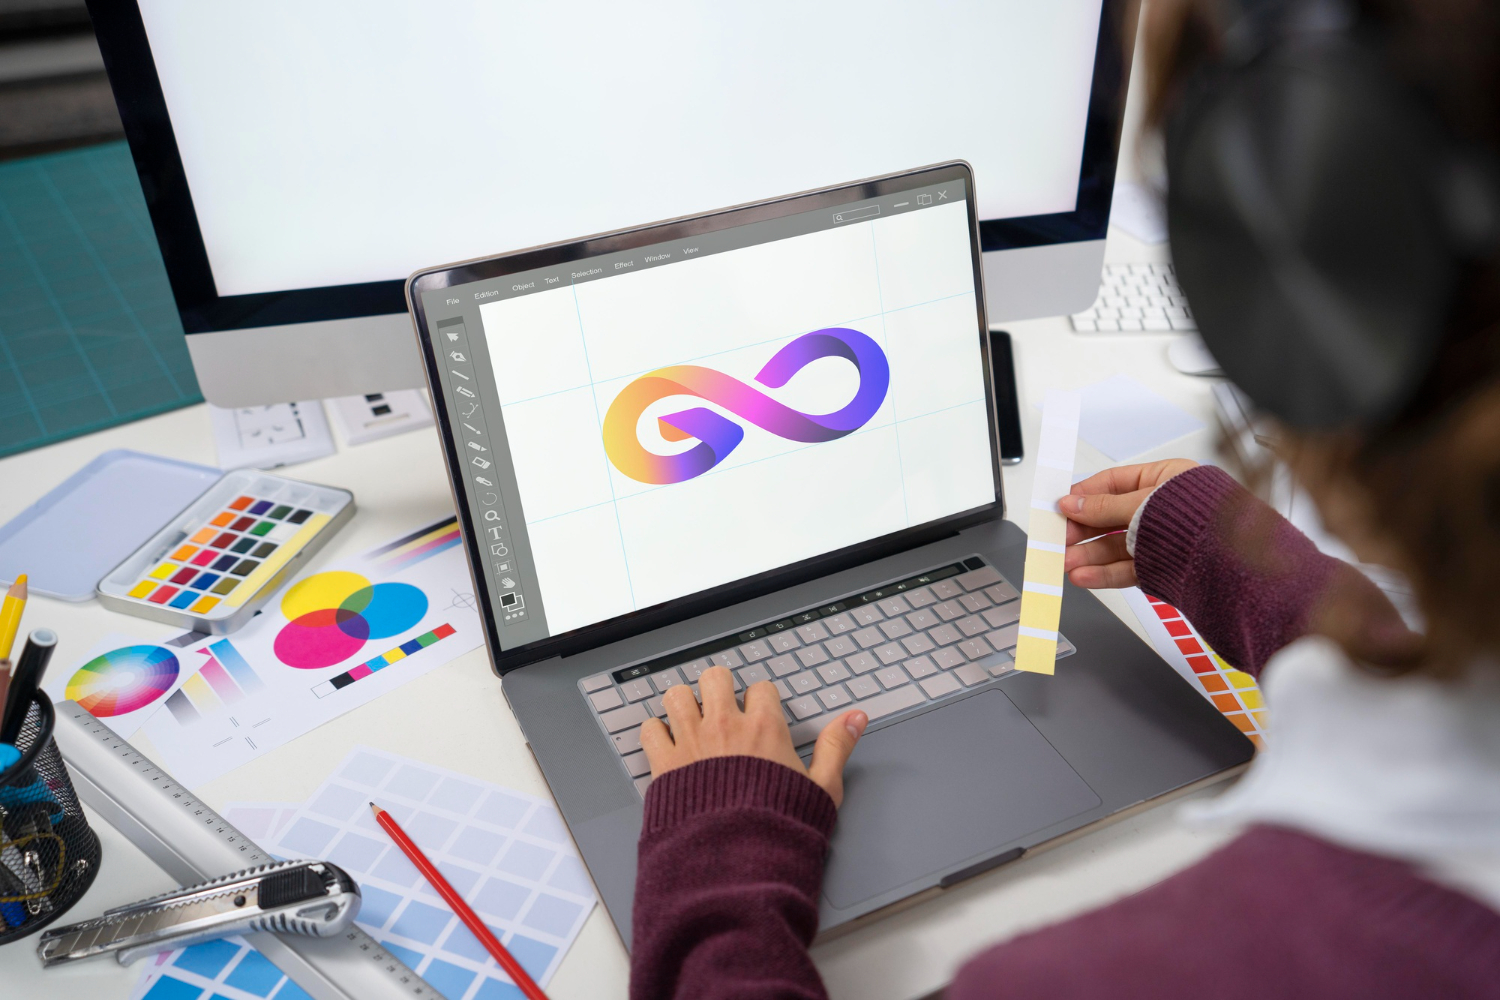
[420,176,993,648]
[137,1,1103,297]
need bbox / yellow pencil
[0,575,27,661]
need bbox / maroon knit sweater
[630,466,1500,999]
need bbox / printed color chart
[142,518,483,787]
[273,571,428,669]
[365,516,462,573]
[131,936,313,1000]
[311,624,456,698]
[163,639,266,724]
[65,645,179,717]
[1123,587,1268,748]
[45,630,198,738]
[268,748,595,999]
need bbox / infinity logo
[602,328,890,485]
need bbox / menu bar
[465,179,967,308]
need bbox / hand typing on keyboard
[639,666,869,807]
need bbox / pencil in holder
[0,690,101,944]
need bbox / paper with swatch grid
[132,750,596,1000]
[141,520,483,788]
[1015,390,1081,674]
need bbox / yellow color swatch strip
[223,514,331,608]
[1015,388,1081,675]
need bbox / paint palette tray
[97,470,355,633]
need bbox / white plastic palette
[0,450,221,601]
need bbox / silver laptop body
[406,163,1252,943]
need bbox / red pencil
[370,802,550,1000]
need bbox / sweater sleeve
[948,825,1500,1000]
[630,755,837,1000]
[1130,465,1365,676]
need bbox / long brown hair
[1142,0,1500,673]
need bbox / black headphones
[1164,0,1500,430]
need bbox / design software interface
[422,179,996,650]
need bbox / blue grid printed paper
[130,936,313,1000]
[0,141,200,459]
[269,747,596,1000]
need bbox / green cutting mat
[0,141,201,459]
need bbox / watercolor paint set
[97,469,354,633]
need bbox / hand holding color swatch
[602,328,890,485]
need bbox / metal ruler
[52,701,442,1000]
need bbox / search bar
[832,205,880,224]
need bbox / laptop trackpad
[822,689,1101,910]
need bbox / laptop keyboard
[579,556,1075,797]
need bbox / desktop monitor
[87,1,1134,407]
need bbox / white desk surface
[0,231,1245,999]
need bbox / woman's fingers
[1069,465,1151,498]
[1056,461,1199,589]
[742,679,782,720]
[1063,461,1200,533]
[662,683,702,744]
[1067,518,1119,546]
[696,666,738,718]
[1067,559,1138,589]
[1065,532,1130,571]
[806,710,868,808]
[1059,487,1155,529]
[639,718,677,777]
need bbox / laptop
[405,162,1253,943]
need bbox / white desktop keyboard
[1071,263,1196,332]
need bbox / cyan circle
[346,583,427,640]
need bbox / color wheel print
[274,571,428,669]
[66,646,180,716]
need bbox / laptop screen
[415,171,997,657]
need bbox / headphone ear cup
[1166,40,1458,429]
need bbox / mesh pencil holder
[0,690,101,944]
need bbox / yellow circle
[280,571,370,620]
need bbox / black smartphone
[988,329,1024,464]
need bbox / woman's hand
[639,666,868,807]
[1061,459,1199,588]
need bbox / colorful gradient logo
[602,327,889,485]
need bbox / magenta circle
[274,611,369,669]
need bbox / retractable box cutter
[36,859,360,967]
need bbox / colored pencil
[0,575,26,661]
[369,802,549,1000]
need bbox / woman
[628,1,1500,996]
